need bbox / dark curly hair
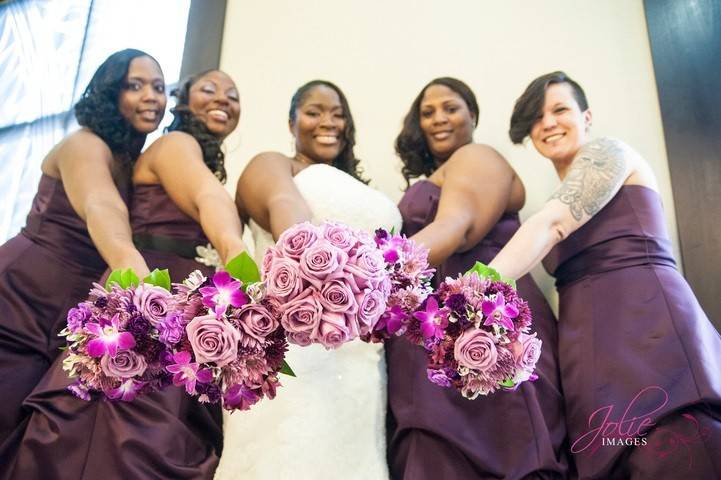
[509,71,589,144]
[74,48,160,164]
[289,80,367,184]
[166,70,228,183]
[395,77,479,186]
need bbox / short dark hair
[289,80,367,183]
[166,70,228,183]
[74,48,160,162]
[509,71,589,144]
[395,77,479,186]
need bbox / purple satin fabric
[543,185,721,479]
[0,174,127,445]
[2,183,222,480]
[386,180,570,480]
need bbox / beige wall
[219,0,678,309]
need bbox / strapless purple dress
[386,181,570,479]
[0,174,127,446]
[2,184,222,480]
[543,185,721,479]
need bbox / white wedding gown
[215,164,402,480]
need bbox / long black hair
[509,71,589,144]
[289,80,367,183]
[395,77,479,186]
[74,48,160,164]
[166,70,228,183]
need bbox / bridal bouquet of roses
[363,228,435,343]
[163,253,289,412]
[262,221,391,349]
[414,263,541,399]
[61,269,175,402]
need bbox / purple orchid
[165,351,213,394]
[199,271,249,317]
[413,297,448,340]
[107,378,145,402]
[223,383,261,411]
[383,249,400,264]
[481,293,519,331]
[383,305,408,335]
[85,314,136,358]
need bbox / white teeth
[432,132,451,140]
[140,111,157,121]
[208,110,229,121]
[316,135,338,145]
[545,133,564,143]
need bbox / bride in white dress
[214,81,401,480]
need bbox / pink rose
[322,222,356,253]
[100,349,147,378]
[511,332,542,382]
[236,304,279,342]
[266,258,304,302]
[299,240,348,289]
[133,284,172,327]
[319,280,358,314]
[280,289,322,335]
[454,329,498,372]
[316,312,352,349]
[278,222,319,260]
[186,314,240,367]
[356,289,387,334]
[261,246,280,276]
[287,331,312,346]
[344,245,386,292]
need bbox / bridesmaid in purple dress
[0,49,165,447]
[489,71,721,479]
[2,70,248,479]
[386,77,570,479]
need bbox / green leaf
[225,251,261,285]
[464,262,516,289]
[499,378,516,388]
[105,268,140,290]
[279,360,296,377]
[143,268,171,291]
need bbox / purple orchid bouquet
[262,221,391,349]
[413,263,541,398]
[61,269,174,401]
[363,228,435,343]
[162,254,289,412]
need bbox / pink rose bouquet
[409,262,541,398]
[61,269,174,401]
[165,254,289,412]
[263,221,391,349]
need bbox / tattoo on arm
[550,138,627,221]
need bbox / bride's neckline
[293,161,328,179]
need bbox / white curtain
[0,0,191,241]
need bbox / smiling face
[118,56,167,133]
[419,84,476,162]
[187,70,241,139]
[290,85,346,164]
[530,82,592,164]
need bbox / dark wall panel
[644,0,721,329]
[180,0,227,79]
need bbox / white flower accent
[245,282,267,303]
[195,243,222,270]
[183,270,208,291]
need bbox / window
[0,0,191,241]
